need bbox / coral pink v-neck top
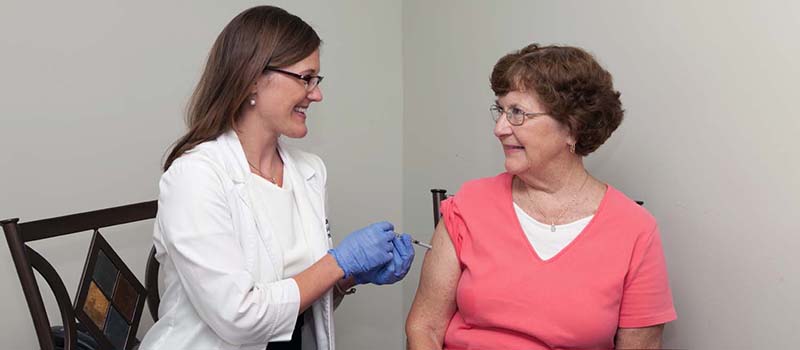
[440,173,676,350]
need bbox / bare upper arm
[406,221,461,345]
[615,324,664,349]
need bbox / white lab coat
[139,130,335,350]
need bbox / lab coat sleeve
[157,156,300,345]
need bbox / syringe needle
[396,233,433,250]
[412,239,432,250]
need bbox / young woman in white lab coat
[139,6,414,350]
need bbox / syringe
[397,233,432,250]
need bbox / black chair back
[2,201,161,350]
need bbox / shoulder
[602,185,659,235]
[440,173,511,219]
[161,140,230,192]
[453,173,510,201]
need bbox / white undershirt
[248,168,313,278]
[513,202,593,261]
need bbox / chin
[284,126,308,139]
[504,158,529,175]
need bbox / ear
[562,116,578,145]
[249,80,259,95]
[566,135,577,146]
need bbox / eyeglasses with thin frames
[489,104,548,126]
[264,67,324,91]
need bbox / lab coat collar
[219,130,316,184]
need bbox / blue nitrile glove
[328,221,396,279]
[354,233,415,285]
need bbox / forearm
[292,253,345,312]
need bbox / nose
[493,113,512,138]
[307,85,323,102]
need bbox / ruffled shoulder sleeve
[439,196,466,260]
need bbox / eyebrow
[494,100,510,108]
[494,100,522,109]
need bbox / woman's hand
[355,233,415,285]
[327,221,395,278]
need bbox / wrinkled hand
[355,233,415,285]
[328,221,395,279]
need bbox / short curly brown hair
[490,44,624,156]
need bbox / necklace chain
[234,129,279,184]
[246,159,278,184]
[524,170,590,232]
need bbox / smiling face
[493,90,575,175]
[252,49,323,139]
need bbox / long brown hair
[163,6,321,170]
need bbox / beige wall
[0,1,403,349]
[402,1,800,349]
[3,1,800,349]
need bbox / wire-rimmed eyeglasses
[489,104,548,126]
[264,67,324,91]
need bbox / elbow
[209,323,259,346]
[204,310,270,345]
[196,280,301,345]
[405,313,420,338]
[203,302,294,345]
[405,317,440,348]
[405,320,415,342]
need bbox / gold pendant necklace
[524,171,590,232]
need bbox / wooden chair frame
[2,201,161,350]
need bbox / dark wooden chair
[430,189,449,228]
[2,201,161,350]
[430,188,643,227]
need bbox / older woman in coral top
[406,44,677,350]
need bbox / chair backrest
[430,188,643,227]
[430,189,449,228]
[2,201,160,350]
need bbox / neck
[234,116,281,176]
[517,156,586,196]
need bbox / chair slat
[19,201,157,242]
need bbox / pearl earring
[569,143,576,153]
[249,98,256,106]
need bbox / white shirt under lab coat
[249,170,314,279]
[139,130,335,350]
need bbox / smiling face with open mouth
[253,49,323,139]
[493,90,574,176]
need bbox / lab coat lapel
[221,130,284,279]
[278,144,328,260]
[278,144,334,350]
